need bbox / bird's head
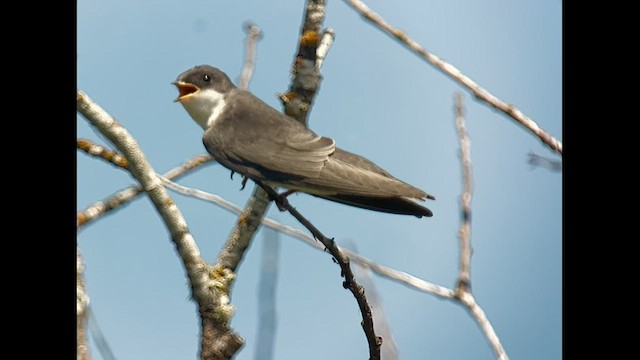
[173,65,235,130]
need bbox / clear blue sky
[77,1,562,359]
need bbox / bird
[172,65,435,218]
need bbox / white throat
[180,88,227,130]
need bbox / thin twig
[77,154,213,230]
[454,93,472,292]
[347,241,400,360]
[88,309,117,360]
[239,22,263,90]
[452,93,509,360]
[77,248,91,360]
[527,152,562,171]
[316,28,335,69]
[255,181,381,360]
[342,0,562,155]
[458,292,509,360]
[77,90,243,359]
[254,229,280,360]
[77,138,129,169]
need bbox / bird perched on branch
[173,65,435,218]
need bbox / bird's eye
[203,74,211,82]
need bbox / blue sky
[77,1,562,359]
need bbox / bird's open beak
[172,81,200,102]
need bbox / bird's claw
[240,176,249,190]
[273,190,296,211]
[275,195,289,212]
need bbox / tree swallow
[173,65,435,218]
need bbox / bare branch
[77,248,91,360]
[454,93,472,293]
[316,28,335,69]
[255,181,381,360]
[160,175,243,214]
[527,152,562,172]
[88,309,117,360]
[452,93,509,360]
[77,154,213,230]
[279,0,327,125]
[216,186,273,272]
[348,241,400,360]
[357,257,454,299]
[458,292,509,360]
[77,90,243,359]
[77,138,128,169]
[342,0,562,155]
[239,22,263,90]
[254,229,280,360]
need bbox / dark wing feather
[298,149,432,199]
[203,89,335,180]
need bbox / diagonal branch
[255,181,381,360]
[88,309,117,360]
[527,152,562,172]
[347,241,400,360]
[77,90,243,360]
[342,0,562,155]
[76,153,213,230]
[77,138,129,169]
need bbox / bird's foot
[230,171,250,190]
[274,190,297,211]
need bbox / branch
[452,93,509,360]
[347,241,400,360]
[239,22,263,90]
[342,0,562,155]
[88,309,117,360]
[77,90,243,360]
[527,152,562,172]
[255,182,381,360]
[77,138,128,169]
[278,0,327,125]
[77,248,91,360]
[77,153,213,230]
[454,92,472,293]
[254,229,280,360]
[316,28,335,69]
[458,293,508,360]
